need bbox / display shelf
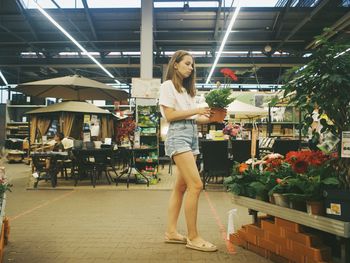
[6,122,29,140]
[136,105,159,180]
[231,195,350,238]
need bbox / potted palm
[205,68,237,122]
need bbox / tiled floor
[2,161,271,263]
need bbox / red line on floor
[204,191,236,254]
[9,190,75,221]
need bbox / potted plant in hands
[205,68,237,122]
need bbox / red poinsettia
[220,68,238,82]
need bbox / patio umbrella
[227,100,268,120]
[15,75,128,101]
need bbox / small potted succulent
[205,68,237,122]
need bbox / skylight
[23,0,280,9]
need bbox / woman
[159,50,217,252]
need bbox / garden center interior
[0,0,349,262]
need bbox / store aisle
[2,163,270,263]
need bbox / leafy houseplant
[224,162,278,201]
[0,167,12,197]
[205,68,237,122]
[282,32,350,188]
[268,150,339,203]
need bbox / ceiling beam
[275,0,332,50]
[273,0,293,40]
[0,23,41,53]
[0,56,309,68]
[81,0,98,40]
[213,0,223,40]
[15,0,39,41]
[305,10,350,49]
[50,0,98,51]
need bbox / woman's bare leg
[166,166,187,237]
[173,151,203,240]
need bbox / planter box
[232,195,350,238]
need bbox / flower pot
[210,108,227,123]
[289,200,306,212]
[306,200,324,215]
[272,193,289,207]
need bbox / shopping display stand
[232,195,350,263]
[0,194,10,262]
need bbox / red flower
[238,163,249,173]
[276,178,283,184]
[292,160,309,174]
[220,68,238,82]
[285,151,299,164]
[307,151,327,166]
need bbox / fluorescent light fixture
[302,53,312,57]
[123,51,141,56]
[206,0,241,84]
[107,52,122,56]
[31,1,116,79]
[59,52,80,56]
[0,70,9,86]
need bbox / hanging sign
[131,78,161,99]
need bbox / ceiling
[0,0,349,87]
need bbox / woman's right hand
[197,107,211,116]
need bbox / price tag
[341,131,350,158]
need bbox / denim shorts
[165,119,200,158]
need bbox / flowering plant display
[224,150,340,202]
[0,167,12,195]
[267,150,339,201]
[115,118,136,143]
[224,161,276,200]
[223,122,241,137]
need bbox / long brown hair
[165,50,196,97]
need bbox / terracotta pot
[306,200,324,215]
[272,193,289,207]
[210,108,227,123]
[289,200,306,212]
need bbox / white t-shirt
[159,80,197,120]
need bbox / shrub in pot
[282,32,350,189]
[205,68,237,122]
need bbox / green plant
[0,178,12,196]
[205,88,235,108]
[205,68,237,109]
[268,150,339,201]
[282,31,350,188]
[224,162,277,200]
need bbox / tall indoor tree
[282,31,350,188]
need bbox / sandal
[164,233,187,244]
[186,238,218,252]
